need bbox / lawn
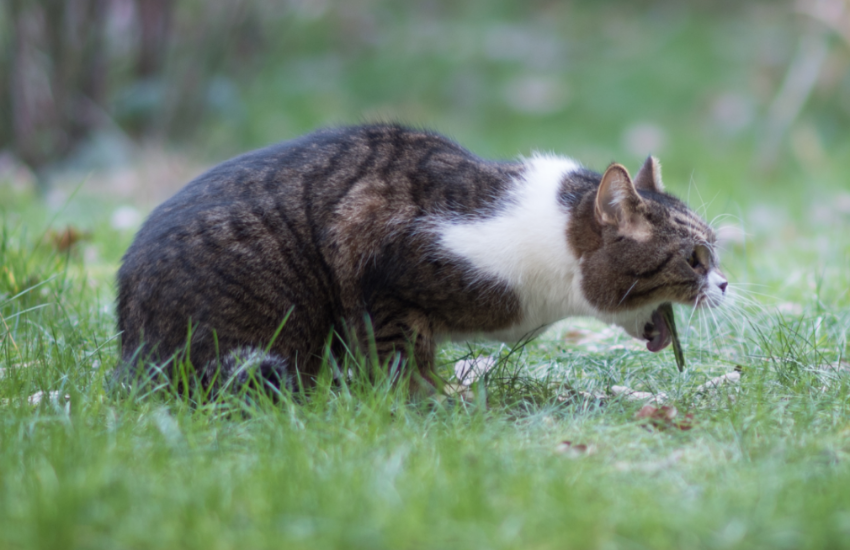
[2,2,850,549]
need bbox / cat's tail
[206,347,293,398]
[112,346,293,400]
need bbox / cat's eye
[687,251,700,268]
[687,245,710,270]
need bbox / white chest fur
[437,155,599,342]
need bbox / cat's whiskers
[700,306,732,356]
[710,212,742,226]
[725,284,774,312]
[686,299,700,327]
[716,295,758,328]
[690,283,769,360]
[618,279,640,306]
[727,281,770,289]
[730,288,779,303]
[687,178,725,235]
[704,302,725,344]
[726,297,761,312]
[686,174,710,221]
[680,278,756,359]
[697,308,711,360]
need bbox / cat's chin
[643,307,672,352]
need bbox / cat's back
[129,126,370,242]
[122,124,519,271]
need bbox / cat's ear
[633,155,664,193]
[595,164,651,240]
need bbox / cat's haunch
[116,124,726,394]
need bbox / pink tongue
[647,309,671,352]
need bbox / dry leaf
[453,356,496,386]
[47,226,91,253]
[556,440,595,458]
[636,404,677,421]
[561,325,643,352]
[442,383,475,402]
[28,391,70,406]
[563,329,592,343]
[635,404,693,431]
[557,389,607,404]
[611,385,667,403]
[695,366,742,393]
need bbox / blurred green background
[1,0,849,245]
[3,6,850,548]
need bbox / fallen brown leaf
[556,440,595,458]
[442,383,475,402]
[611,385,667,403]
[453,356,496,386]
[563,329,592,343]
[555,385,607,404]
[47,226,91,253]
[695,366,742,394]
[561,325,644,352]
[635,404,693,431]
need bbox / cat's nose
[718,281,728,293]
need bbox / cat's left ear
[595,164,652,240]
[633,156,664,193]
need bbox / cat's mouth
[643,307,672,352]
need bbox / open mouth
[643,307,672,352]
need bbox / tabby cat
[117,124,727,394]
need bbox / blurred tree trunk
[2,0,108,173]
[1,0,259,170]
[0,6,12,152]
[155,0,250,140]
[136,0,172,78]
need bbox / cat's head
[571,156,727,352]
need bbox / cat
[116,124,727,395]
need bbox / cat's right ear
[633,155,664,193]
[595,164,650,239]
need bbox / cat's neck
[437,154,597,340]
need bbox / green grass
[3,1,850,548]
[2,172,850,549]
